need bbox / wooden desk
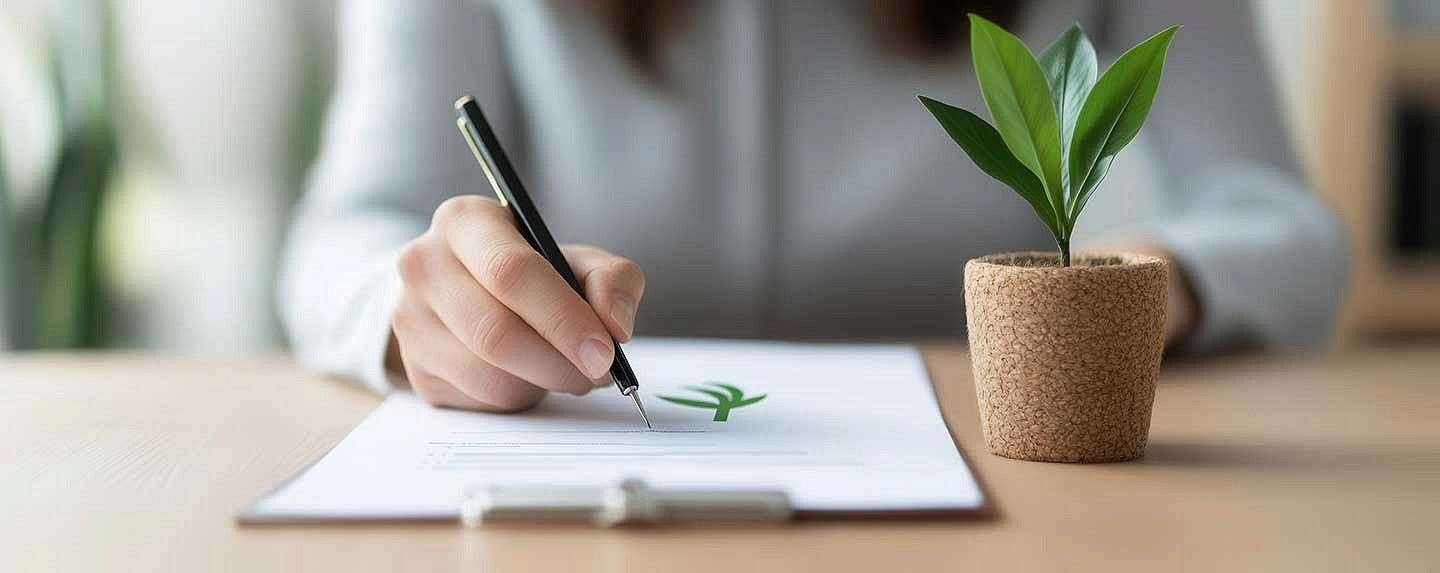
[2,345,1437,572]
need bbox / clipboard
[238,340,992,527]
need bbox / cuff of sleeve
[355,263,406,394]
[1143,218,1255,354]
[1097,162,1346,354]
[1130,213,1343,354]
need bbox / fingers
[410,371,498,411]
[413,324,553,411]
[433,196,618,379]
[391,294,549,412]
[564,245,646,341]
[392,297,544,411]
[394,194,646,415]
[396,232,599,396]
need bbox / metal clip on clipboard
[461,479,792,527]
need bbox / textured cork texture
[965,252,1167,463]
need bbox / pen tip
[630,393,653,429]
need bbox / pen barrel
[609,345,639,392]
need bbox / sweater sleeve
[278,0,517,392]
[1100,0,1348,352]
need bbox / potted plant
[919,16,1178,462]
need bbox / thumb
[563,245,646,341]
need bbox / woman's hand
[1092,242,1200,346]
[1080,238,1200,346]
[389,195,645,412]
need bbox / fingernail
[579,337,614,379]
[612,297,637,338]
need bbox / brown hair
[587,0,1021,81]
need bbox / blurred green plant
[4,0,117,349]
[657,382,767,422]
[3,1,334,351]
[919,16,1178,266]
[0,137,8,348]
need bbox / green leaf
[1067,25,1179,226]
[1037,23,1097,191]
[1070,155,1114,226]
[708,382,745,402]
[733,394,767,408]
[917,95,1061,238]
[657,396,720,409]
[968,14,1066,227]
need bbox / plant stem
[1057,238,1071,267]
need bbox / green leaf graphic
[709,383,746,402]
[685,386,731,404]
[657,397,721,409]
[656,382,767,422]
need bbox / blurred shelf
[1319,1,1440,340]
[1360,262,1440,333]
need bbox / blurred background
[0,0,1436,355]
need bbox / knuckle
[390,297,422,334]
[529,298,590,346]
[395,240,431,283]
[565,244,604,260]
[540,303,591,344]
[390,309,411,335]
[432,196,470,227]
[433,195,493,228]
[415,390,446,408]
[483,246,545,298]
[487,385,546,412]
[446,376,496,409]
[563,372,597,396]
[453,369,544,412]
[469,311,523,362]
[409,374,449,406]
[611,259,645,291]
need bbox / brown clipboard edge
[236,345,998,526]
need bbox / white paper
[246,339,983,519]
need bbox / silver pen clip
[461,478,792,527]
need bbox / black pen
[454,95,651,428]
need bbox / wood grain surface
[2,344,1437,572]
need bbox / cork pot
[964,252,1167,463]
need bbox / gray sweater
[280,0,1347,393]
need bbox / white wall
[101,0,334,353]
